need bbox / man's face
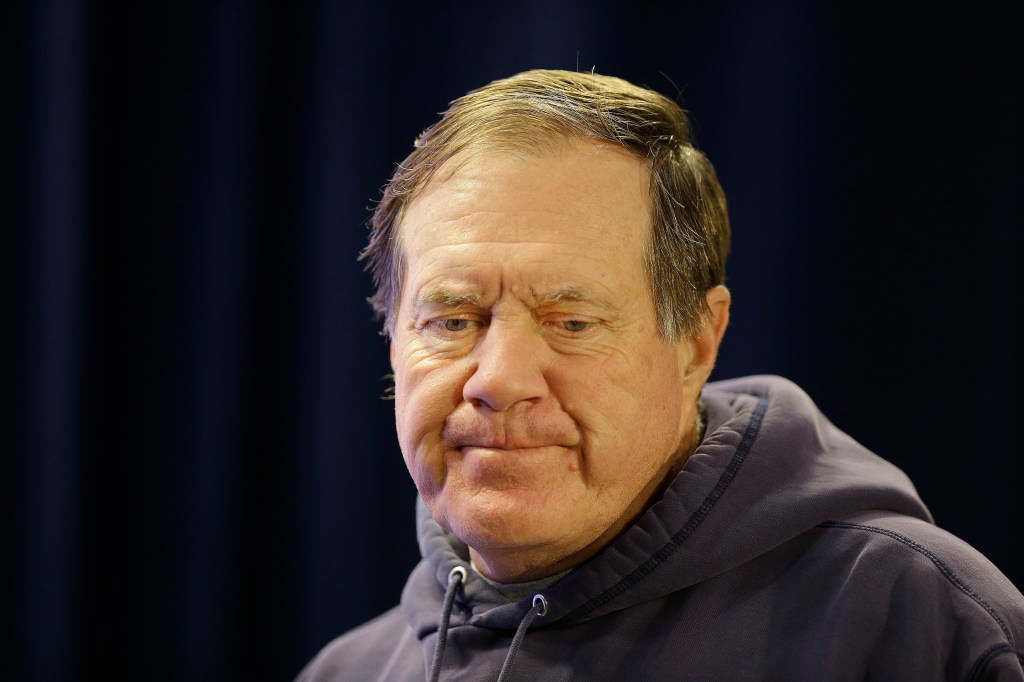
[391,139,710,581]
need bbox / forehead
[395,140,655,308]
[400,140,652,255]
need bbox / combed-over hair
[361,69,730,342]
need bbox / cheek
[394,382,451,498]
[565,346,660,419]
[565,349,684,468]
[394,359,468,451]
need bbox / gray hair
[361,69,730,342]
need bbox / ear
[390,341,398,372]
[679,285,731,386]
[702,284,730,357]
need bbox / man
[299,70,1024,680]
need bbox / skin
[390,138,730,582]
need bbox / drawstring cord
[429,568,549,682]
[496,594,548,682]
[429,566,467,682]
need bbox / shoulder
[815,512,1024,677]
[295,607,421,682]
[820,512,1021,617]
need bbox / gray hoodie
[298,375,1024,681]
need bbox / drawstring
[429,566,466,682]
[496,594,548,682]
[429,571,549,682]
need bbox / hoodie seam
[965,643,1023,682]
[818,520,1013,644]
[564,397,769,621]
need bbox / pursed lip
[444,429,573,452]
[441,415,581,452]
[441,405,581,451]
[457,443,566,454]
[456,444,578,484]
[449,436,576,452]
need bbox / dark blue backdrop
[6,2,1022,680]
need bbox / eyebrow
[536,285,589,305]
[414,286,484,311]
[413,284,613,312]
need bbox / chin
[442,491,570,550]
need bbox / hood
[400,374,932,636]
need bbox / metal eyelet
[448,565,468,587]
[532,593,549,617]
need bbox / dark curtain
[6,2,1021,680]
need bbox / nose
[462,319,549,411]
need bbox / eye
[562,320,589,333]
[440,318,470,332]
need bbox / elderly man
[298,70,1024,680]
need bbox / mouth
[454,435,566,448]
[455,443,577,487]
[458,444,567,455]
[445,428,579,452]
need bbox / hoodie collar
[404,375,932,631]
